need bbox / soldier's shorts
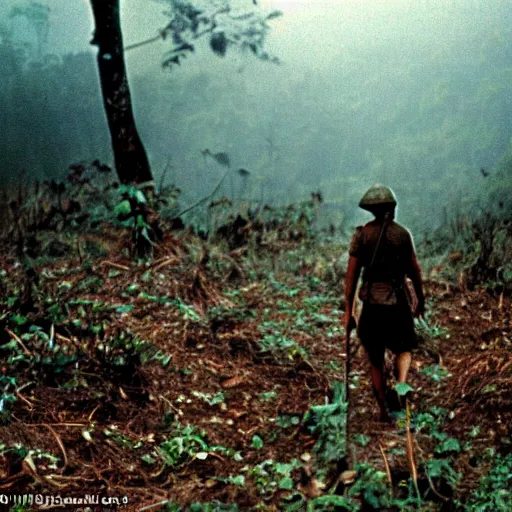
[357,302,417,365]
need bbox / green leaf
[229,475,246,487]
[115,304,134,315]
[251,435,264,450]
[259,391,278,402]
[82,430,94,443]
[141,454,155,464]
[279,477,294,490]
[426,458,460,485]
[0,376,16,386]
[1,340,18,350]
[117,184,131,196]
[114,199,131,216]
[310,494,357,509]
[275,462,297,475]
[354,434,371,447]
[140,226,152,243]
[209,392,225,405]
[134,189,146,204]
[435,437,461,454]
[469,426,481,438]
[126,283,139,294]
[136,214,147,228]
[11,314,28,325]
[394,383,414,396]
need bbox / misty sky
[1,0,511,230]
[4,0,504,73]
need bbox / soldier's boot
[373,387,391,423]
[386,388,402,412]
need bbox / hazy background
[1,0,511,231]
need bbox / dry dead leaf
[221,375,246,389]
[299,477,326,498]
[340,470,357,485]
[230,409,247,419]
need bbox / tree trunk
[89,0,153,187]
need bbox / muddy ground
[0,230,510,511]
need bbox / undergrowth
[0,174,508,511]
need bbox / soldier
[344,185,425,422]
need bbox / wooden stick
[344,328,353,466]
[405,402,421,508]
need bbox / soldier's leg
[368,351,390,422]
[358,305,391,420]
[395,351,412,383]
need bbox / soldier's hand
[413,298,425,318]
[344,311,357,334]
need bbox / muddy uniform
[349,219,417,363]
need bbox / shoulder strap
[369,220,389,269]
[365,213,391,296]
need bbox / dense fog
[1,0,511,232]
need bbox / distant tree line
[0,20,110,185]
[1,0,511,233]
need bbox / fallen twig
[88,404,101,423]
[152,256,178,272]
[45,424,68,471]
[23,422,87,428]
[15,391,34,410]
[47,474,96,481]
[378,442,393,497]
[139,499,171,512]
[100,260,130,271]
[55,333,71,343]
[16,381,34,393]
[416,443,451,501]
[5,327,31,356]
[159,394,181,416]
[42,475,69,489]
[0,474,27,489]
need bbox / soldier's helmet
[359,184,397,212]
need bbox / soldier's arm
[344,255,362,330]
[409,252,425,317]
